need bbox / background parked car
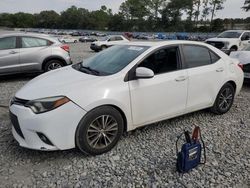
[206,30,250,54]
[59,36,78,43]
[230,45,250,81]
[79,36,97,43]
[90,35,129,52]
[0,33,72,75]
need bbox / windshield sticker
[128,46,144,51]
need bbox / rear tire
[44,60,64,72]
[210,83,235,115]
[76,106,124,155]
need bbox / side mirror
[136,67,154,79]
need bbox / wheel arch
[230,45,238,51]
[226,80,237,91]
[42,56,67,71]
[84,104,128,133]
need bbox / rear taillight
[238,63,243,70]
[61,45,70,53]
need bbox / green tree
[0,13,15,27]
[243,0,250,11]
[147,0,165,19]
[209,0,226,22]
[60,6,90,29]
[35,11,59,28]
[119,0,149,20]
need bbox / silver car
[0,33,72,75]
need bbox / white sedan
[59,36,78,43]
[9,41,244,155]
[90,35,129,51]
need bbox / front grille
[243,64,250,73]
[11,97,29,106]
[206,41,225,49]
[9,111,25,139]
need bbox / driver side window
[138,47,180,75]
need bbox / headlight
[25,96,70,114]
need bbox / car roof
[0,32,60,43]
[108,35,124,37]
[224,30,250,33]
[121,40,210,48]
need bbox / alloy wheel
[47,62,62,71]
[218,87,234,111]
[86,115,118,149]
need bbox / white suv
[90,35,129,52]
[206,30,250,54]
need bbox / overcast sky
[0,0,249,19]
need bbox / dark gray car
[0,33,72,75]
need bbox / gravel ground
[0,42,250,187]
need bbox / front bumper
[9,101,86,151]
[65,56,73,65]
[90,44,101,51]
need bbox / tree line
[0,0,249,32]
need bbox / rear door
[19,36,52,72]
[182,45,226,111]
[0,36,20,74]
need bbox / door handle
[216,67,224,72]
[175,76,187,82]
[9,51,18,54]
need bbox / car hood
[230,51,250,65]
[15,66,101,100]
[206,38,239,42]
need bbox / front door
[129,46,188,127]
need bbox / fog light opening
[37,132,54,146]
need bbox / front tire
[210,83,235,115]
[76,106,124,155]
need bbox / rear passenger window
[0,37,16,50]
[183,45,211,68]
[21,37,49,48]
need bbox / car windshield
[99,37,109,41]
[74,45,149,76]
[217,31,242,38]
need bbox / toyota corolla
[9,41,244,155]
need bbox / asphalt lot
[0,42,250,187]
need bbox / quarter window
[0,37,16,50]
[139,47,179,74]
[183,45,211,68]
[21,37,49,48]
[210,51,220,63]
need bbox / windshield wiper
[80,65,100,75]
